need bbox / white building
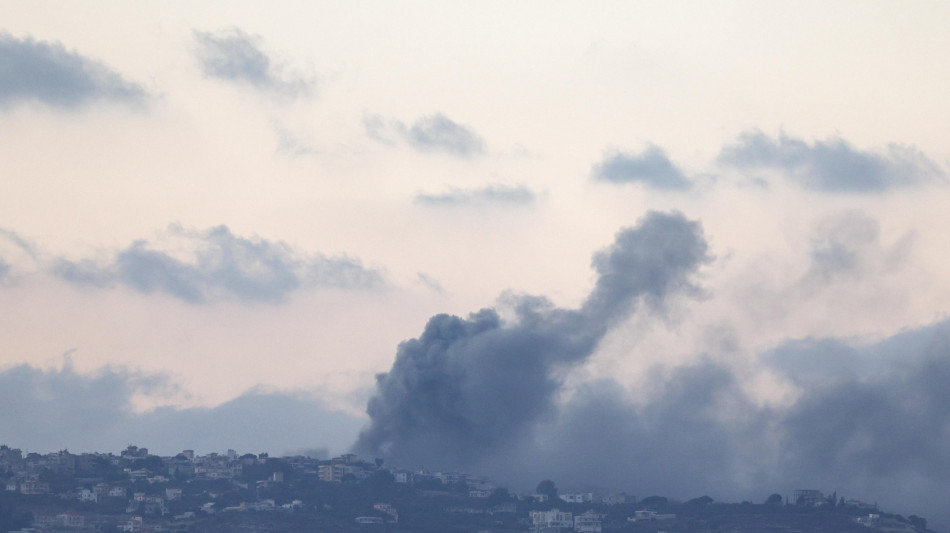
[574,510,602,533]
[530,509,573,533]
[373,503,398,523]
[632,510,675,521]
[560,493,595,504]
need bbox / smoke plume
[355,211,709,468]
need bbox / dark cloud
[470,320,950,531]
[414,184,536,206]
[52,225,385,303]
[354,211,709,468]
[719,131,943,192]
[351,206,950,527]
[767,323,950,527]
[364,113,485,157]
[193,28,311,97]
[0,259,9,281]
[0,33,145,109]
[582,212,708,323]
[489,363,765,499]
[0,362,362,456]
[592,146,691,190]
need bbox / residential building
[530,509,573,533]
[794,489,825,506]
[319,464,345,482]
[574,510,602,533]
[560,493,595,504]
[374,503,399,522]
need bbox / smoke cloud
[465,320,950,529]
[355,211,709,467]
[353,210,950,529]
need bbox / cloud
[0,228,39,260]
[414,184,537,206]
[468,320,950,529]
[354,211,709,468]
[52,225,385,303]
[349,207,950,527]
[273,122,319,156]
[0,228,42,282]
[131,390,364,457]
[460,319,950,529]
[804,211,913,284]
[0,362,362,456]
[808,212,881,280]
[592,145,691,190]
[764,323,950,526]
[719,130,944,192]
[364,113,485,157]
[0,360,175,449]
[777,211,916,304]
[416,273,444,293]
[492,362,764,498]
[193,28,311,97]
[0,33,145,109]
[406,113,485,156]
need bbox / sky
[3,0,950,526]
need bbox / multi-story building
[530,509,573,533]
[574,510,602,533]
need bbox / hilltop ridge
[0,445,935,533]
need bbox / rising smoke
[354,210,950,530]
[354,211,710,468]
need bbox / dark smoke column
[354,211,709,470]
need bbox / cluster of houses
[525,507,677,533]
[793,489,878,511]
[0,445,320,531]
[0,444,889,533]
[0,443,651,532]
[529,509,603,533]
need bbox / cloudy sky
[4,0,950,525]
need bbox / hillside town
[0,444,932,533]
